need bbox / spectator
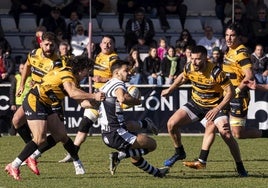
[178,45,192,67]
[215,0,231,25]
[124,7,156,52]
[245,0,268,21]
[225,4,254,50]
[224,0,246,24]
[9,62,32,136]
[41,7,67,39]
[251,44,268,83]
[9,0,41,28]
[210,47,224,67]
[161,46,181,85]
[126,47,145,84]
[70,24,89,56]
[40,0,74,18]
[175,29,196,51]
[143,47,163,85]
[197,26,221,58]
[157,37,168,61]
[0,37,12,57]
[156,0,188,30]
[251,7,268,49]
[117,0,140,29]
[0,47,15,84]
[136,0,158,18]
[70,0,104,19]
[66,10,82,42]
[58,41,73,64]
[0,23,4,39]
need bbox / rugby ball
[121,86,141,109]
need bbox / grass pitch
[0,134,267,188]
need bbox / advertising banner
[1,84,268,134]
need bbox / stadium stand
[0,0,240,56]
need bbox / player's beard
[43,50,53,58]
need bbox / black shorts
[183,99,228,121]
[102,128,137,151]
[229,96,249,118]
[23,93,53,120]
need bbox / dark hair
[191,45,207,56]
[41,31,57,42]
[225,23,242,36]
[102,35,115,43]
[67,55,94,74]
[111,59,130,73]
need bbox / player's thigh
[131,134,156,152]
[27,119,47,144]
[47,113,67,142]
[167,108,192,128]
[12,106,26,128]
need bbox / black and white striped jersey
[99,78,127,133]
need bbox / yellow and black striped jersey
[26,48,62,84]
[93,52,118,89]
[223,44,252,87]
[183,61,231,108]
[33,66,77,105]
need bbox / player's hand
[243,80,256,90]
[161,89,170,97]
[205,107,220,121]
[16,86,24,97]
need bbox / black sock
[74,145,80,153]
[261,130,268,138]
[63,137,79,161]
[140,120,148,129]
[175,145,185,155]
[132,157,158,176]
[17,140,38,162]
[16,124,32,143]
[125,148,148,158]
[38,135,57,153]
[199,150,209,162]
[236,161,246,171]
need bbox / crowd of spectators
[2,0,268,86]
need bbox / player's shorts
[102,128,137,151]
[182,99,228,126]
[229,96,249,118]
[23,92,53,120]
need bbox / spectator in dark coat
[41,7,67,40]
[124,8,156,53]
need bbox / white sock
[12,158,22,168]
[73,159,81,166]
[31,149,41,159]
[118,151,126,160]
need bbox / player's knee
[230,118,245,139]
[12,115,22,128]
[232,131,244,139]
[33,136,47,145]
[167,120,178,133]
[148,138,157,152]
